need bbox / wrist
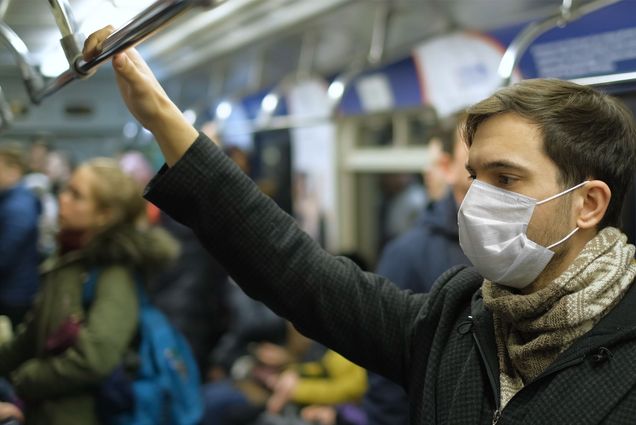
[146,99,199,166]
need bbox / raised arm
[82,27,436,387]
[83,27,198,167]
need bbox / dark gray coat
[145,134,636,425]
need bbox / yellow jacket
[291,349,367,405]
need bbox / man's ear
[576,180,611,229]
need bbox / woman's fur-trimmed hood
[82,225,180,275]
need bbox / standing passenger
[0,143,40,328]
[363,123,471,425]
[85,27,636,424]
[0,158,178,425]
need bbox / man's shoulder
[427,265,483,306]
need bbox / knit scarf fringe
[482,227,636,408]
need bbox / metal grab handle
[497,0,622,86]
[0,85,14,129]
[33,0,218,103]
[326,1,392,115]
[49,0,86,68]
[77,0,203,74]
[48,0,80,38]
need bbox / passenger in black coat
[84,28,636,424]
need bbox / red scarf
[56,229,90,255]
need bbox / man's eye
[497,175,514,185]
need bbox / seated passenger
[203,321,315,425]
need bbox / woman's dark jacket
[145,134,636,425]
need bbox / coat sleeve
[11,266,139,400]
[144,134,433,386]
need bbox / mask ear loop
[536,180,589,205]
[540,181,589,250]
[547,227,579,250]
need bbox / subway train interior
[0,0,636,423]
[2,0,636,263]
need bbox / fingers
[112,50,146,87]
[84,25,165,99]
[82,25,115,60]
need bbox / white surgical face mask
[458,180,588,288]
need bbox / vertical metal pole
[48,0,85,68]
[0,0,12,19]
[0,21,44,103]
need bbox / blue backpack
[83,269,203,425]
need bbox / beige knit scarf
[481,227,636,409]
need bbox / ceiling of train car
[0,0,603,101]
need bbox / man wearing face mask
[85,27,636,424]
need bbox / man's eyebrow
[466,159,530,174]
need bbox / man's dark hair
[462,79,636,229]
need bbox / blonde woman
[0,158,179,425]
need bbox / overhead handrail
[254,30,321,128]
[30,0,219,103]
[247,1,393,132]
[0,0,217,105]
[570,71,636,87]
[497,0,622,86]
[327,0,392,114]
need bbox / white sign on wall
[413,32,505,117]
[355,73,395,113]
[287,78,337,249]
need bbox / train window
[336,109,442,267]
[355,114,393,147]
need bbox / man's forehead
[467,141,536,169]
[468,114,545,165]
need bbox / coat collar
[470,275,636,385]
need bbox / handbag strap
[82,268,100,308]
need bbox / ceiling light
[215,101,233,120]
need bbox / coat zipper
[492,408,501,424]
[471,314,588,424]
[468,316,502,424]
